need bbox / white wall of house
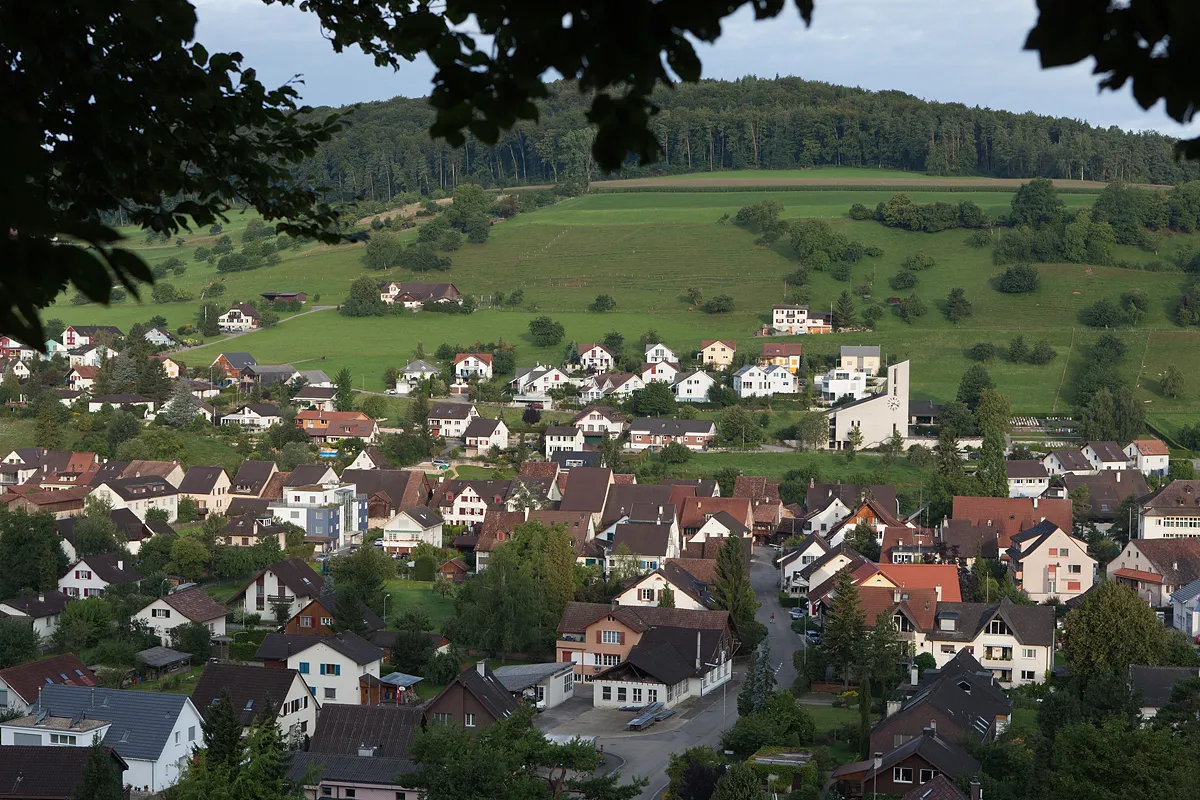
[381,512,444,554]
[545,430,586,456]
[58,559,135,598]
[674,372,715,402]
[1007,476,1049,498]
[240,570,318,619]
[573,410,625,438]
[1139,511,1200,540]
[274,674,320,743]
[88,483,179,523]
[918,631,1052,688]
[644,344,677,364]
[289,641,379,705]
[441,486,492,527]
[133,598,227,644]
[1125,443,1169,477]
[614,574,706,610]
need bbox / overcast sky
[194,0,1195,137]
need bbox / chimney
[970,777,983,800]
[695,631,702,671]
[475,660,487,677]
[934,583,942,601]
[922,726,936,738]
[37,593,44,602]
[117,560,123,571]
[1116,471,1121,483]
[358,745,377,757]
[911,665,919,686]
[886,700,901,717]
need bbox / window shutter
[657,590,663,600]
[319,664,326,675]
[595,630,601,644]
[618,631,625,645]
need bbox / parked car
[385,387,404,395]
[432,458,450,469]
[789,607,803,620]
[806,631,822,646]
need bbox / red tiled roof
[0,654,94,704]
[700,340,736,349]
[666,557,719,584]
[453,352,493,365]
[1113,567,1164,584]
[949,497,1073,549]
[680,496,753,530]
[1130,438,1170,456]
[612,474,637,485]
[857,585,939,631]
[864,563,963,602]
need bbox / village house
[229,460,279,497]
[269,482,368,551]
[556,603,732,701]
[645,343,678,364]
[454,353,494,380]
[1082,441,1129,471]
[341,469,429,528]
[209,352,257,384]
[733,364,796,398]
[789,545,868,608]
[0,591,72,639]
[191,663,317,745]
[814,365,869,403]
[292,385,337,411]
[62,325,123,348]
[1006,521,1095,602]
[491,662,577,711]
[256,633,383,706]
[400,359,440,385]
[436,479,513,529]
[381,507,444,555]
[673,369,717,402]
[1138,480,1200,539]
[1108,538,1200,607]
[65,365,97,391]
[295,410,379,444]
[825,361,910,450]
[119,458,186,487]
[1,686,204,793]
[1049,469,1149,522]
[510,364,571,397]
[221,403,282,431]
[628,418,717,452]
[0,336,36,361]
[220,512,287,548]
[607,520,679,575]
[1126,438,1171,477]
[0,486,89,519]
[241,364,298,388]
[778,535,831,596]
[941,496,1073,561]
[559,467,615,530]
[177,465,231,515]
[0,654,95,715]
[425,662,518,729]
[614,559,716,610]
[88,476,179,521]
[1041,448,1094,476]
[920,600,1056,686]
[149,354,183,378]
[881,527,940,564]
[572,406,626,438]
[346,446,389,471]
[759,342,805,373]
[217,304,260,332]
[577,344,617,373]
[831,729,980,798]
[67,344,114,369]
[289,705,423,799]
[1172,579,1200,637]
[641,360,682,385]
[464,417,509,453]
[133,587,230,643]
[698,340,736,369]
[231,557,326,619]
[771,305,832,335]
[87,394,156,415]
[582,373,644,403]
[544,426,587,457]
[1005,460,1050,498]
[377,281,462,309]
[0,357,32,381]
[285,596,383,639]
[428,402,479,438]
[840,345,882,373]
[58,553,141,598]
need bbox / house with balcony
[434,479,513,530]
[733,364,796,398]
[381,507,444,556]
[759,342,805,373]
[1006,521,1094,602]
[920,599,1056,687]
[577,344,616,373]
[510,365,570,399]
[87,476,179,522]
[814,366,869,403]
[1005,461,1049,498]
[771,306,832,335]
[427,402,479,439]
[1138,480,1200,539]
[641,360,682,385]
[614,559,716,611]
[454,353,494,381]
[778,535,831,595]
[217,304,260,332]
[221,403,282,431]
[1108,538,1200,607]
[1126,438,1170,477]
[644,343,677,364]
[544,426,586,457]
[231,557,326,620]
[268,482,368,551]
[572,406,626,438]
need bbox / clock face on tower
[887,396,901,411]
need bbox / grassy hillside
[53,174,1200,424]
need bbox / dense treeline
[298,76,1200,202]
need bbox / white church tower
[825,360,910,449]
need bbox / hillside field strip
[60,170,1200,417]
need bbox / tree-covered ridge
[300,76,1200,202]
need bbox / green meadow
[53,175,1200,416]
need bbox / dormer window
[986,618,1010,636]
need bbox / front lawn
[383,580,457,629]
[128,665,205,695]
[805,703,860,734]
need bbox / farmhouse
[209,352,256,383]
[87,394,156,414]
[378,281,462,309]
[260,291,307,304]
[217,304,260,332]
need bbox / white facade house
[614,571,707,611]
[288,636,382,705]
[454,353,494,380]
[492,663,576,711]
[428,403,479,438]
[814,367,869,403]
[232,558,325,620]
[917,603,1056,688]
[826,360,910,450]
[133,588,229,644]
[1083,442,1129,472]
[381,508,444,555]
[592,635,731,710]
[732,364,797,398]
[217,305,259,332]
[1138,481,1200,540]
[1006,461,1051,499]
[0,592,71,639]
[1172,579,1200,638]
[464,418,509,453]
[578,344,616,373]
[641,361,681,385]
[673,370,716,403]
[1042,449,1095,476]
[644,344,678,364]
[582,373,644,403]
[0,686,205,793]
[1126,439,1171,477]
[771,305,833,335]
[402,360,441,385]
[511,365,571,397]
[59,554,141,598]
[87,477,179,522]
[192,665,317,745]
[545,427,587,457]
[572,407,626,438]
[220,404,282,431]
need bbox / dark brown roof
[231,460,276,495]
[901,775,968,800]
[191,664,304,724]
[233,557,323,602]
[927,598,1055,646]
[1129,665,1200,709]
[310,704,423,758]
[601,484,674,527]
[1047,449,1093,472]
[75,553,141,585]
[342,469,428,514]
[163,587,229,623]
[1060,470,1150,519]
[430,664,518,723]
[0,655,95,705]
[0,591,70,619]
[559,467,612,513]
[805,483,897,515]
[612,522,675,558]
[518,462,560,480]
[1005,460,1048,479]
[98,475,177,501]
[1127,539,1200,586]
[226,497,270,516]
[1086,441,1127,463]
[733,476,780,501]
[256,632,383,664]
[429,402,474,420]
[0,746,127,800]
[178,466,227,494]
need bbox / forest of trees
[298,76,1200,202]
